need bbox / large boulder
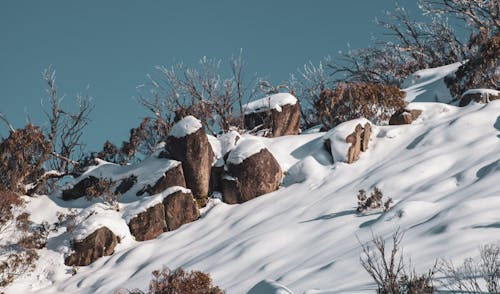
[136,163,186,196]
[222,139,282,204]
[163,190,200,231]
[127,203,166,241]
[244,93,301,137]
[62,176,100,200]
[389,108,422,125]
[459,89,500,107]
[166,116,213,207]
[65,226,119,266]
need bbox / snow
[245,93,298,114]
[4,65,500,294]
[226,138,267,165]
[462,88,500,96]
[323,118,375,163]
[248,279,294,294]
[168,115,202,138]
[403,62,462,103]
[71,203,129,241]
[70,155,181,202]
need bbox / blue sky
[0,0,423,152]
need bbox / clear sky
[0,0,423,152]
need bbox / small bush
[116,267,224,294]
[84,178,121,211]
[316,82,406,130]
[357,187,393,213]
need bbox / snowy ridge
[244,93,298,114]
[4,64,500,294]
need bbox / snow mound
[462,88,500,96]
[245,93,297,114]
[248,279,294,294]
[71,203,129,241]
[323,118,375,163]
[403,62,461,103]
[226,138,267,165]
[169,115,202,138]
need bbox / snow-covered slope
[3,64,500,294]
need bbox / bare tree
[0,67,93,195]
[137,51,258,138]
[419,0,499,34]
[41,67,93,174]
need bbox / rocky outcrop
[166,117,213,207]
[244,103,301,137]
[346,122,372,164]
[244,93,301,137]
[128,204,167,241]
[62,176,100,200]
[163,190,200,231]
[137,164,186,196]
[459,89,500,107]
[389,109,423,125]
[65,227,120,266]
[222,143,282,204]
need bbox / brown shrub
[357,187,393,213]
[0,249,39,287]
[0,190,23,228]
[446,32,500,100]
[0,124,52,194]
[316,82,406,130]
[117,267,224,294]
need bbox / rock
[115,175,137,195]
[128,203,167,241]
[210,165,224,192]
[166,116,213,207]
[361,122,371,152]
[62,176,100,200]
[346,124,363,164]
[65,227,120,266]
[459,89,500,107]
[221,175,240,204]
[244,93,301,137]
[222,142,282,204]
[137,163,186,196]
[389,109,423,125]
[163,190,200,231]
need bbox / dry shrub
[446,32,500,100]
[116,267,224,294]
[0,249,39,287]
[439,244,500,293]
[316,82,406,130]
[0,190,23,230]
[360,230,435,294]
[0,125,51,194]
[357,187,393,213]
[83,178,121,210]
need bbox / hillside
[2,64,500,293]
